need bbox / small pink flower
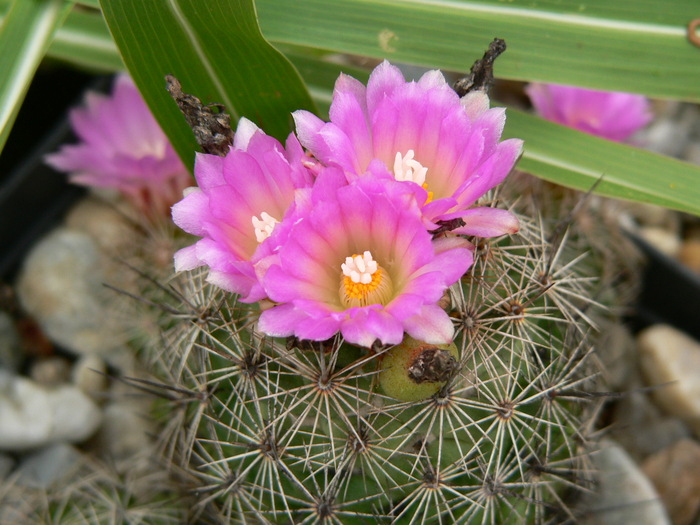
[45,74,191,218]
[526,83,652,142]
[172,118,314,302]
[293,61,523,239]
[259,175,472,347]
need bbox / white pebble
[0,371,101,451]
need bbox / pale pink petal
[527,82,652,142]
[417,69,448,90]
[173,245,201,272]
[340,307,404,347]
[451,207,520,237]
[232,117,260,150]
[404,304,455,344]
[259,304,311,338]
[366,60,406,115]
[461,91,491,120]
[292,110,326,153]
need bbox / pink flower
[293,61,523,239]
[45,74,191,218]
[526,83,652,142]
[258,175,472,347]
[172,118,314,302]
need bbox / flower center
[339,251,394,308]
[251,211,279,243]
[393,150,433,202]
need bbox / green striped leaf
[257,0,700,102]
[51,6,122,71]
[0,0,74,154]
[503,108,700,215]
[99,0,317,168]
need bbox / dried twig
[165,75,234,156]
[453,37,507,97]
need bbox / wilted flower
[293,60,523,238]
[45,74,191,218]
[526,83,652,142]
[258,175,472,347]
[172,118,314,302]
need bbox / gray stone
[16,227,124,358]
[597,322,639,391]
[611,388,691,460]
[637,102,698,159]
[0,371,52,450]
[97,400,154,462]
[49,384,103,444]
[14,443,83,488]
[582,440,670,525]
[0,371,102,451]
[638,325,700,437]
[63,196,136,253]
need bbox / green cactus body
[132,194,604,524]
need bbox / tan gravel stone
[637,325,700,437]
[642,438,700,525]
[678,240,700,275]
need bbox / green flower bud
[378,335,459,402]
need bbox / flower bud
[379,335,459,402]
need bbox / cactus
[15,47,628,525]
[0,452,186,525]
[126,182,605,524]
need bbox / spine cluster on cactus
[132,186,603,525]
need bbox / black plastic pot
[627,232,700,341]
[0,67,109,281]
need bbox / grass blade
[0,0,74,154]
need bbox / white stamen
[393,149,428,186]
[341,251,378,284]
[251,211,279,243]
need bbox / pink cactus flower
[526,83,652,142]
[258,175,472,347]
[171,118,315,302]
[293,60,523,239]
[45,74,191,218]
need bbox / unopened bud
[379,335,459,402]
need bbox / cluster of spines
[114,190,604,524]
[2,190,606,524]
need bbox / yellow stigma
[421,183,434,204]
[339,251,394,308]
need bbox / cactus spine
[133,187,604,524]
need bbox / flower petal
[451,207,520,237]
[259,303,311,338]
[404,304,455,344]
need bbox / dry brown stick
[165,75,235,156]
[453,38,507,97]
